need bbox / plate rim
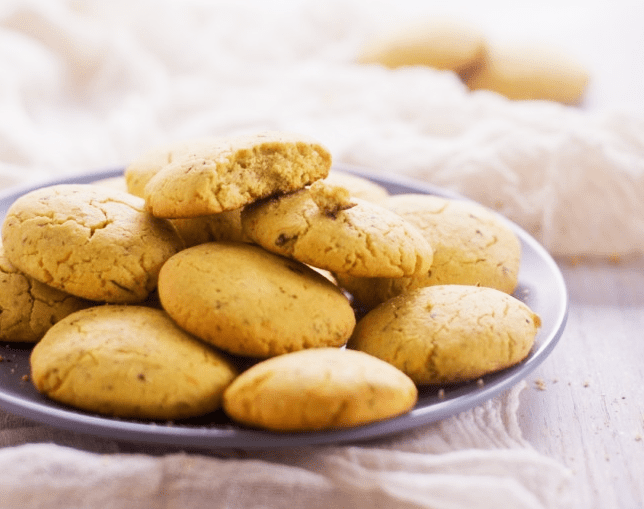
[0,164,568,449]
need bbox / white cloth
[0,382,574,509]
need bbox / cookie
[357,18,486,79]
[166,212,249,247]
[337,194,521,310]
[157,242,356,358]
[465,43,589,104]
[241,181,433,278]
[124,149,250,247]
[222,347,417,431]
[30,305,238,420]
[1,184,184,303]
[125,137,219,198]
[348,285,540,385]
[143,132,332,218]
[323,169,390,202]
[0,245,91,342]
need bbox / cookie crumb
[534,378,547,391]
[476,378,484,387]
[21,374,29,382]
[635,434,642,442]
[438,388,445,399]
[583,380,590,388]
[309,181,356,218]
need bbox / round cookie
[357,18,486,79]
[222,347,418,431]
[323,169,390,202]
[241,181,433,278]
[157,242,356,358]
[337,194,521,310]
[30,305,238,420]
[1,184,184,303]
[465,43,589,104]
[143,131,332,218]
[0,245,91,342]
[125,149,250,248]
[348,285,541,385]
[125,137,218,198]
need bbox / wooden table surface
[517,257,644,508]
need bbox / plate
[0,165,568,449]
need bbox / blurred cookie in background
[357,17,589,104]
[357,18,487,80]
[465,42,590,104]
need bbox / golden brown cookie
[125,148,249,247]
[357,18,486,79]
[163,212,247,247]
[1,184,184,303]
[125,137,218,197]
[241,181,433,278]
[143,132,332,218]
[348,285,541,385]
[157,242,356,358]
[30,305,238,420]
[222,347,418,431]
[0,245,91,342]
[465,43,589,103]
[323,169,390,202]
[337,194,521,310]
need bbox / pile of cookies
[0,131,541,432]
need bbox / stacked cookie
[0,131,541,432]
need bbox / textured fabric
[0,383,574,509]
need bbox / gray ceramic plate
[0,165,568,449]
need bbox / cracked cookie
[1,184,184,303]
[30,305,238,420]
[157,241,356,358]
[124,142,250,247]
[241,181,433,278]
[142,131,332,218]
[337,194,521,310]
[348,284,540,385]
[222,347,417,431]
[125,136,219,198]
[0,245,91,342]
